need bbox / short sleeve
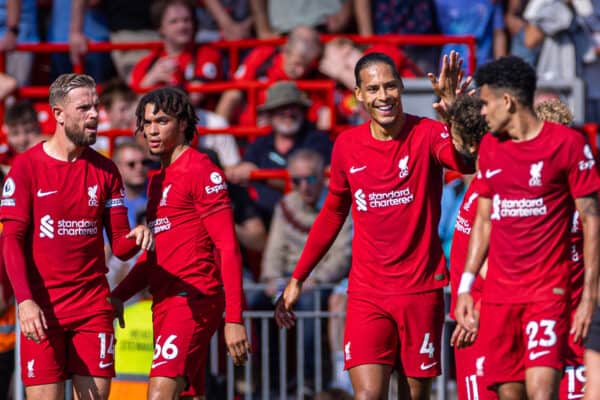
[565,132,600,199]
[0,157,33,224]
[192,160,231,218]
[194,46,223,81]
[328,136,350,196]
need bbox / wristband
[457,272,476,294]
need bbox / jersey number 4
[420,332,435,358]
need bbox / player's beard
[65,122,96,146]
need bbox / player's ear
[52,105,65,126]
[502,92,515,113]
[354,85,364,103]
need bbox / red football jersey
[449,178,484,320]
[328,116,470,295]
[0,143,127,321]
[477,122,600,303]
[130,45,223,89]
[144,148,234,302]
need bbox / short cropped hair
[474,56,537,108]
[354,52,400,87]
[447,94,488,149]
[4,100,38,127]
[135,87,198,142]
[49,73,96,107]
[535,99,574,125]
[287,148,324,173]
[100,79,137,110]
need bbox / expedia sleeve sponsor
[205,182,227,195]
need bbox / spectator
[434,0,507,71]
[0,0,39,86]
[98,79,138,132]
[129,0,224,111]
[0,73,17,103]
[70,0,159,80]
[215,26,324,127]
[227,81,333,224]
[0,100,43,169]
[250,0,352,38]
[196,0,253,42]
[196,108,242,169]
[354,0,440,74]
[255,148,351,390]
[48,0,116,83]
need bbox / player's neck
[43,132,86,162]
[506,110,544,142]
[370,113,405,141]
[161,144,190,167]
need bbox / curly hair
[447,94,488,149]
[354,52,400,87]
[135,87,198,142]
[474,56,536,108]
[535,99,573,125]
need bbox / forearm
[578,198,600,303]
[463,217,490,276]
[204,208,244,323]
[2,221,32,302]
[204,0,236,30]
[354,0,373,35]
[493,29,507,59]
[292,191,351,281]
[249,0,272,37]
[106,209,139,260]
[215,90,243,122]
[70,0,88,34]
[112,254,149,302]
[6,0,20,29]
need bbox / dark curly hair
[135,87,198,142]
[474,55,536,108]
[447,94,488,149]
[354,52,400,87]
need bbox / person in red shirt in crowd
[111,87,250,399]
[455,56,600,400]
[0,100,44,169]
[0,73,153,400]
[215,25,325,127]
[129,0,223,109]
[275,51,474,399]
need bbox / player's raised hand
[427,50,464,103]
[455,292,478,334]
[274,278,302,329]
[108,296,125,329]
[18,299,48,343]
[126,224,154,251]
[572,296,595,343]
[224,322,252,366]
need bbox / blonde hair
[49,73,96,107]
[535,99,573,125]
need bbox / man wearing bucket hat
[227,81,332,225]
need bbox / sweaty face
[142,103,186,157]
[62,87,99,146]
[160,4,194,48]
[354,63,404,128]
[479,85,510,136]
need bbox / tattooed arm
[572,193,600,342]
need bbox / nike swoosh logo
[485,169,502,179]
[37,189,58,197]
[529,350,550,360]
[420,361,438,370]
[350,166,367,174]
[568,394,584,399]
[98,361,113,368]
[152,361,168,368]
[441,132,450,138]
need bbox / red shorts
[20,311,115,386]
[150,294,224,396]
[343,289,444,377]
[479,300,568,389]
[454,333,498,400]
[558,364,585,400]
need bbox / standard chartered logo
[39,214,97,238]
[491,194,547,220]
[40,214,54,239]
[354,189,367,212]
